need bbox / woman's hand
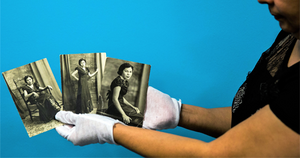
[47,85,53,90]
[32,92,39,98]
[122,114,132,124]
[133,107,140,114]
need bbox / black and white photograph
[2,58,63,137]
[60,53,106,114]
[98,57,150,127]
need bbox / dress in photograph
[75,66,93,114]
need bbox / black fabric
[231,30,299,134]
[269,62,299,134]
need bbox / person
[55,0,299,157]
[71,58,98,114]
[105,63,143,126]
[23,75,60,122]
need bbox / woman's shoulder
[258,30,296,63]
[113,76,122,83]
[75,66,82,70]
[276,30,291,40]
[75,66,89,73]
[269,30,293,50]
[22,83,39,91]
[111,76,124,87]
[34,82,40,88]
[22,85,30,91]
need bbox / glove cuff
[171,98,182,129]
[107,120,126,145]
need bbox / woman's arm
[113,105,299,157]
[178,104,232,138]
[23,90,38,100]
[88,69,98,77]
[123,98,140,113]
[123,98,132,107]
[38,85,52,91]
[112,86,132,124]
[71,70,79,81]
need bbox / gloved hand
[55,111,124,146]
[142,86,182,130]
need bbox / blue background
[1,0,280,157]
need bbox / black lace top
[231,31,299,134]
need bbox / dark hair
[24,75,34,83]
[78,58,86,66]
[117,63,134,75]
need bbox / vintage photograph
[98,57,151,127]
[60,53,106,114]
[2,58,63,137]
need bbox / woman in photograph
[106,63,143,126]
[23,75,60,122]
[72,58,98,114]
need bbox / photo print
[98,57,151,127]
[60,53,106,114]
[2,58,63,137]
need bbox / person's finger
[124,116,132,124]
[128,117,132,124]
[55,111,79,125]
[55,124,75,139]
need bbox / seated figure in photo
[23,75,60,123]
[106,63,143,126]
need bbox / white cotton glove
[142,86,182,130]
[55,111,123,146]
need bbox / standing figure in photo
[106,63,143,126]
[72,58,98,114]
[23,75,60,123]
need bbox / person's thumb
[56,124,75,140]
[55,111,78,125]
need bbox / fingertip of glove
[55,111,78,123]
[55,111,68,121]
[55,125,64,132]
[55,125,70,139]
[55,111,63,120]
